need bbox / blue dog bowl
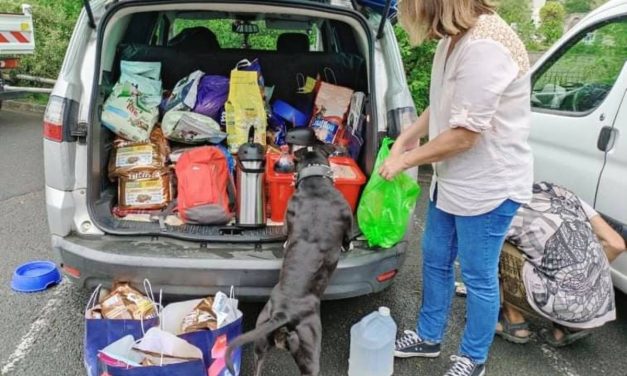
[272,100,308,127]
[11,261,62,293]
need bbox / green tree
[497,0,538,50]
[564,0,591,14]
[394,26,436,113]
[539,1,566,45]
[590,0,609,9]
[0,0,81,79]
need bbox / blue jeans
[417,199,520,364]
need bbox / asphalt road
[1,108,626,376]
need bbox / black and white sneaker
[394,330,441,358]
[444,355,485,376]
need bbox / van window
[532,19,627,114]
[170,19,319,51]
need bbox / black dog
[226,147,353,376]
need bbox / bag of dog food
[102,61,163,142]
[180,298,218,333]
[118,169,172,211]
[309,81,353,144]
[162,110,226,144]
[108,127,170,181]
[225,70,267,153]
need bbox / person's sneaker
[444,355,485,376]
[394,330,441,358]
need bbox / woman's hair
[399,0,497,45]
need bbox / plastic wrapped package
[162,110,226,144]
[309,81,353,144]
[225,70,267,153]
[108,127,170,181]
[101,61,163,142]
[118,169,172,211]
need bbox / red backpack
[175,146,235,224]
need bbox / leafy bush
[0,0,81,79]
[539,1,566,45]
[565,0,591,14]
[498,0,537,48]
[394,26,436,113]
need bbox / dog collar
[296,164,334,187]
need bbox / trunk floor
[92,190,286,243]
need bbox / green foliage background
[0,0,81,80]
[0,0,610,111]
[539,1,566,45]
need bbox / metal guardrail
[3,85,52,94]
[0,73,55,100]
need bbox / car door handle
[597,126,616,152]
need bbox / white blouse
[428,14,534,216]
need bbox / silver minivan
[44,0,417,299]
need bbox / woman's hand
[379,153,408,180]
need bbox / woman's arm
[590,215,626,263]
[379,127,479,180]
[389,107,430,157]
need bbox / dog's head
[293,143,335,173]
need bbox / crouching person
[498,181,626,347]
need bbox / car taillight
[376,269,398,283]
[43,96,66,142]
[61,264,81,278]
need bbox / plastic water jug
[348,307,397,376]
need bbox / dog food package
[309,81,353,144]
[99,282,158,320]
[108,127,170,180]
[118,169,171,211]
[101,61,163,142]
[162,110,226,144]
[225,70,267,153]
[180,298,218,333]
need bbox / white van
[43,0,417,298]
[530,0,627,293]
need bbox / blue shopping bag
[180,314,243,376]
[161,289,243,376]
[100,359,206,376]
[84,285,159,376]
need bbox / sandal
[495,312,531,344]
[540,323,591,348]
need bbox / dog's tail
[226,313,290,375]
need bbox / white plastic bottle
[348,306,397,376]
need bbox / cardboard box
[500,243,537,317]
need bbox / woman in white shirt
[382,1,534,375]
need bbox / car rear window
[170,19,319,51]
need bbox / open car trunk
[87,1,377,243]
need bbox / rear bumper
[52,234,407,301]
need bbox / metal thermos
[236,127,266,227]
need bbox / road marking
[540,344,581,376]
[0,279,70,375]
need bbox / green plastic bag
[357,138,421,248]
